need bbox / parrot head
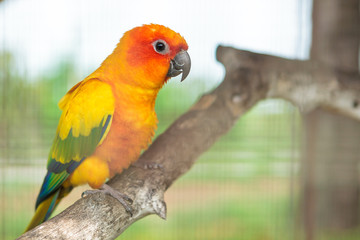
[103,24,191,89]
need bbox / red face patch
[124,24,188,67]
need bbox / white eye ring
[153,40,170,55]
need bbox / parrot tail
[24,186,72,232]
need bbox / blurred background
[1,0,359,239]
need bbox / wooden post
[302,1,360,239]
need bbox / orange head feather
[97,24,190,89]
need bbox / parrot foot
[144,162,163,170]
[82,184,134,216]
[133,162,163,170]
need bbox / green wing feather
[36,114,112,207]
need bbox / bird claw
[133,162,164,170]
[82,184,134,216]
[145,163,163,170]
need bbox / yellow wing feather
[51,78,115,164]
[57,78,115,139]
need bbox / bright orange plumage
[25,24,190,232]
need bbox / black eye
[153,40,169,54]
[156,42,165,52]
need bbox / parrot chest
[94,104,157,175]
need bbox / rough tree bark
[302,0,360,239]
[18,46,360,240]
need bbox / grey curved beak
[167,50,191,81]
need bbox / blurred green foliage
[0,51,42,161]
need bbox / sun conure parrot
[25,24,191,232]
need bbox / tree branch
[18,46,360,240]
[220,47,360,119]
